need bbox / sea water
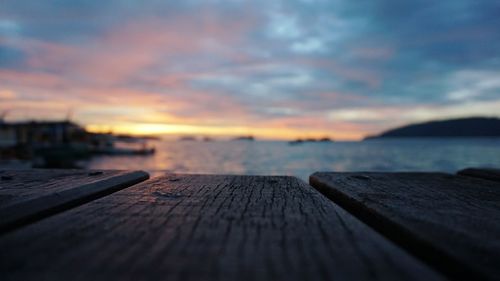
[85,138,500,180]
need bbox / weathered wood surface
[0,169,149,233]
[0,174,443,281]
[458,167,500,182]
[310,172,500,280]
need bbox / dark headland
[364,117,500,140]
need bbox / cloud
[1,0,500,139]
[0,45,25,68]
[445,70,500,101]
[291,37,327,54]
[0,89,16,100]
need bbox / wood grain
[458,167,500,182]
[310,172,500,280]
[0,169,149,232]
[0,174,442,281]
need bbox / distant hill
[365,117,500,139]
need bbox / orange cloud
[0,89,16,100]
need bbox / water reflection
[85,138,500,180]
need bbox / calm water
[85,138,500,180]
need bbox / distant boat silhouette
[233,136,254,141]
[288,137,332,145]
[288,139,304,145]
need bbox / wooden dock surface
[310,172,500,280]
[0,174,442,281]
[0,169,149,232]
[1,168,499,280]
[458,168,500,182]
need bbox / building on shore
[0,120,88,148]
[0,121,90,167]
[0,120,155,168]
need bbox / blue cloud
[0,45,25,68]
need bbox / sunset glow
[85,122,362,140]
[1,1,500,140]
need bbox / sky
[1,0,500,140]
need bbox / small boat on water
[91,134,155,155]
[96,146,155,155]
[93,141,155,155]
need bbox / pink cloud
[0,69,66,89]
[0,6,394,140]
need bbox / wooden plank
[458,167,500,182]
[0,174,443,281]
[310,172,500,280]
[0,169,149,232]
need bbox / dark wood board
[0,174,442,281]
[458,168,500,182]
[0,169,149,232]
[310,172,500,280]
